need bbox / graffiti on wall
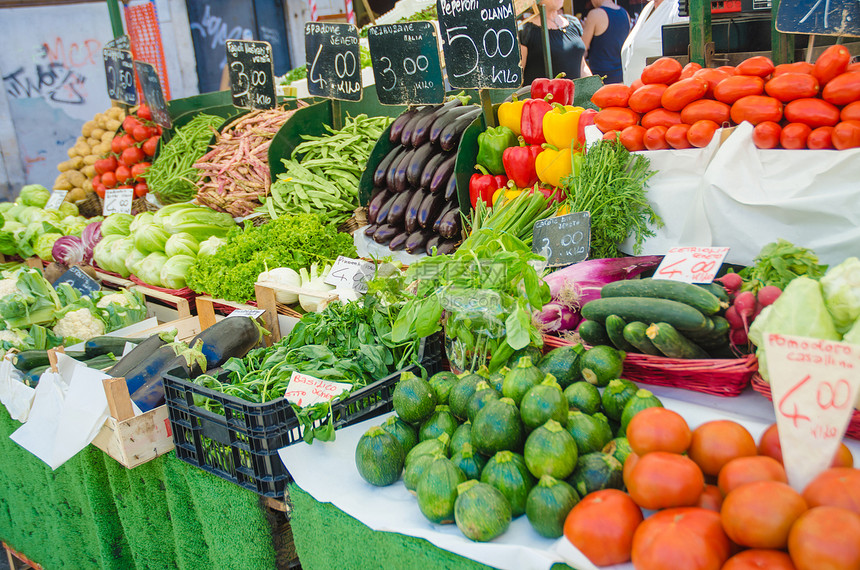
[3,37,101,106]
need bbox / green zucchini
[696,282,729,305]
[84,336,144,359]
[581,297,709,333]
[81,354,119,370]
[600,279,724,315]
[605,315,637,353]
[577,320,611,346]
[24,365,49,387]
[645,322,711,359]
[13,350,86,371]
[622,322,663,356]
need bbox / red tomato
[591,84,633,108]
[788,506,860,570]
[136,104,152,121]
[661,77,708,111]
[594,107,640,133]
[115,165,132,184]
[730,95,783,126]
[122,115,142,133]
[626,451,704,509]
[101,171,117,188]
[681,99,731,125]
[695,484,723,512]
[94,186,106,199]
[765,73,820,102]
[718,455,787,496]
[722,549,798,570]
[643,126,669,150]
[563,489,643,566]
[641,57,683,85]
[641,108,682,129]
[842,101,860,122]
[131,161,150,182]
[718,65,738,76]
[626,407,692,455]
[773,61,815,76]
[784,98,840,127]
[94,156,118,176]
[665,124,693,149]
[92,174,102,187]
[757,423,782,461]
[722,481,808,550]
[714,75,766,104]
[628,84,669,114]
[849,62,860,73]
[833,119,860,149]
[687,119,720,148]
[602,130,620,142]
[120,133,136,153]
[822,71,860,105]
[693,67,730,97]
[121,146,145,167]
[736,56,775,78]
[142,135,160,158]
[630,78,644,91]
[753,121,782,149]
[807,126,835,149]
[631,508,731,570]
[802,467,860,515]
[780,122,812,149]
[688,420,757,477]
[110,136,124,155]
[813,44,851,85]
[134,181,149,198]
[131,124,150,142]
[619,125,647,151]
[832,443,855,467]
[680,61,702,79]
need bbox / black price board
[776,0,860,36]
[134,61,172,129]
[532,212,591,267]
[53,266,100,297]
[103,47,138,106]
[225,39,276,110]
[106,35,131,50]
[436,0,522,89]
[304,22,363,101]
[367,22,445,105]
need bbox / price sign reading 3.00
[103,47,137,105]
[305,22,363,101]
[654,246,729,283]
[226,40,276,110]
[367,22,444,105]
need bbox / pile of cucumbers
[12,336,136,387]
[579,278,734,359]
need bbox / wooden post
[539,4,553,78]
[770,0,794,64]
[688,0,713,66]
[195,297,218,330]
[332,100,343,131]
[254,283,282,344]
[479,89,496,128]
[103,377,134,422]
[359,0,376,25]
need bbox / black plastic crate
[163,335,442,497]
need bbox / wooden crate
[96,269,192,321]
[3,541,43,570]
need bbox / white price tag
[44,190,68,211]
[102,188,134,216]
[227,308,265,319]
[324,256,376,294]
[653,247,730,283]
[284,371,352,408]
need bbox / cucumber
[605,315,637,353]
[13,350,86,371]
[622,322,663,356]
[577,320,611,346]
[696,282,729,304]
[645,322,711,359]
[84,336,144,359]
[600,278,724,316]
[581,297,709,333]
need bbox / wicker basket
[543,334,758,397]
[751,374,860,440]
[128,275,200,303]
[338,207,369,235]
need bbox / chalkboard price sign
[134,61,172,129]
[103,48,138,105]
[367,22,444,105]
[436,0,522,89]
[225,40,276,110]
[532,211,591,267]
[305,22,363,101]
[105,35,131,50]
[776,0,860,36]
[53,266,101,297]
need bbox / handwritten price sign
[45,190,68,211]
[284,371,352,408]
[227,309,265,319]
[654,246,729,283]
[324,256,375,294]
[103,188,133,216]
[764,333,860,492]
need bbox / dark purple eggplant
[419,152,448,191]
[411,98,466,147]
[404,189,427,234]
[373,224,399,244]
[376,193,399,227]
[400,105,440,147]
[389,107,419,143]
[433,202,456,233]
[385,149,409,190]
[437,206,462,239]
[436,239,459,255]
[387,189,414,226]
[367,189,391,225]
[418,192,446,229]
[425,235,441,255]
[364,224,379,237]
[405,230,432,254]
[439,109,482,152]
[443,174,458,202]
[389,232,408,251]
[392,148,415,193]
[429,105,480,146]
[374,146,405,188]
[430,154,457,194]
[405,143,435,188]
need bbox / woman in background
[620,0,687,84]
[519,0,591,85]
[582,0,631,84]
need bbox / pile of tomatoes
[92,104,161,199]
[563,409,860,569]
[591,45,860,151]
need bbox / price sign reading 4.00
[305,22,363,101]
[103,187,133,216]
[436,0,522,89]
[324,256,375,293]
[225,40,276,110]
[654,246,729,283]
[103,47,137,105]
[367,22,444,105]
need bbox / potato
[80,181,92,195]
[67,188,86,203]
[87,137,101,148]
[69,156,84,170]
[57,160,71,172]
[66,170,86,188]
[81,120,97,137]
[82,155,98,166]
[54,174,72,191]
[74,142,91,156]
[67,147,78,159]
[77,135,86,144]
[102,131,115,144]
[81,165,96,179]
[105,119,121,132]
[107,106,124,120]
[91,128,105,140]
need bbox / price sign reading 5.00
[305,22,363,101]
[103,47,137,105]
[367,22,444,105]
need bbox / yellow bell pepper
[492,187,522,205]
[556,204,571,216]
[542,104,584,150]
[498,96,526,137]
[535,144,572,188]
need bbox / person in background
[619,0,687,84]
[520,0,592,86]
[582,0,631,84]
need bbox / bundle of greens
[739,238,828,293]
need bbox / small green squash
[600,378,639,423]
[537,345,585,389]
[466,381,502,424]
[471,397,524,456]
[417,454,467,524]
[520,374,568,431]
[563,381,602,415]
[355,426,404,487]
[393,372,437,424]
[525,475,580,538]
[579,345,624,387]
[404,453,435,494]
[602,437,633,467]
[449,421,472,458]
[450,442,488,480]
[448,372,484,421]
[523,419,579,480]
[481,451,535,518]
[567,451,624,498]
[619,389,664,436]
[507,346,543,368]
[455,480,512,542]
[405,432,450,467]
[381,415,418,458]
[428,371,459,405]
[419,405,459,442]
[565,410,613,455]
[487,366,509,393]
[502,356,544,405]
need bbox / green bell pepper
[477,125,518,176]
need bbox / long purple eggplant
[404,189,427,234]
[433,202,456,233]
[419,152,448,191]
[425,235,441,256]
[405,230,432,254]
[374,146,405,188]
[387,189,414,226]
[439,109,481,152]
[436,239,459,255]
[400,105,440,147]
[389,108,419,143]
[376,193,399,226]
[373,224,399,244]
[406,143,435,188]
[385,150,409,190]
[367,189,391,225]
[437,207,462,239]
[364,224,379,237]
[430,154,457,194]
[429,105,480,146]
[392,147,415,193]
[443,174,458,202]
[418,192,446,229]
[389,232,408,251]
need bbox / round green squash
[563,381,602,415]
[537,345,585,389]
[487,366,509,394]
[619,389,663,436]
[449,421,472,458]
[525,475,580,538]
[602,437,633,467]
[565,410,613,455]
[471,397,524,456]
[355,425,404,487]
[418,405,459,442]
[520,375,568,431]
[417,454,467,524]
[507,346,544,369]
[448,372,483,421]
[428,371,459,405]
[455,480,512,542]
[450,442,488,480]
[381,415,418,459]
[466,381,502,424]
[502,356,544,405]
[600,378,639,423]
[393,373,437,424]
[567,451,624,498]
[524,419,578,480]
[405,432,450,468]
[579,345,624,387]
[481,450,535,518]
[404,453,435,494]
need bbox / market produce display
[92,104,162,199]
[0,190,91,261]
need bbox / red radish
[733,291,757,329]
[716,273,743,293]
[757,285,782,307]
[725,305,743,330]
[730,327,749,345]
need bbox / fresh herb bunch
[186,214,356,302]
[561,140,662,259]
[739,238,828,292]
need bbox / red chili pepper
[502,142,542,188]
[521,98,554,145]
[576,109,599,150]
[531,73,576,106]
[469,166,508,208]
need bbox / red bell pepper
[531,73,575,106]
[502,143,542,189]
[521,98,553,145]
[576,109,598,150]
[469,167,509,208]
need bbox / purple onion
[51,235,86,266]
[81,221,102,263]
